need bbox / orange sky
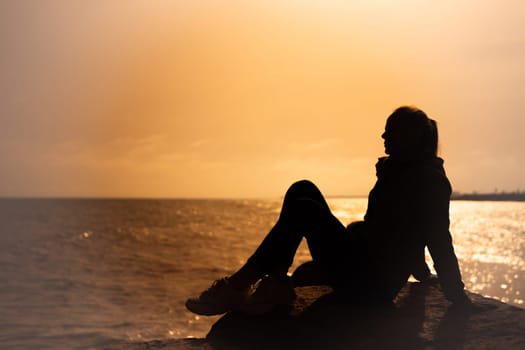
[1,1,524,198]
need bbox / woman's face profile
[382,116,423,156]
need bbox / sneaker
[185,277,249,315]
[239,275,296,315]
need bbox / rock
[106,282,525,350]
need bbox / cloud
[1,1,524,197]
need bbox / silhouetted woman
[186,106,468,315]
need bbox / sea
[1,198,524,350]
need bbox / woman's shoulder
[417,156,446,173]
[412,157,452,193]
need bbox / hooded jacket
[363,155,465,302]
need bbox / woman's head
[382,106,438,158]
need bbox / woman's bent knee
[285,180,319,199]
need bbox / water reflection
[449,201,525,306]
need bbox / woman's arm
[416,174,468,303]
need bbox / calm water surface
[0,198,524,349]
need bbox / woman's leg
[186,180,352,315]
[229,180,349,289]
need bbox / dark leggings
[246,180,368,288]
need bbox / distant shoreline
[451,192,525,202]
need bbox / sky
[1,1,524,198]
